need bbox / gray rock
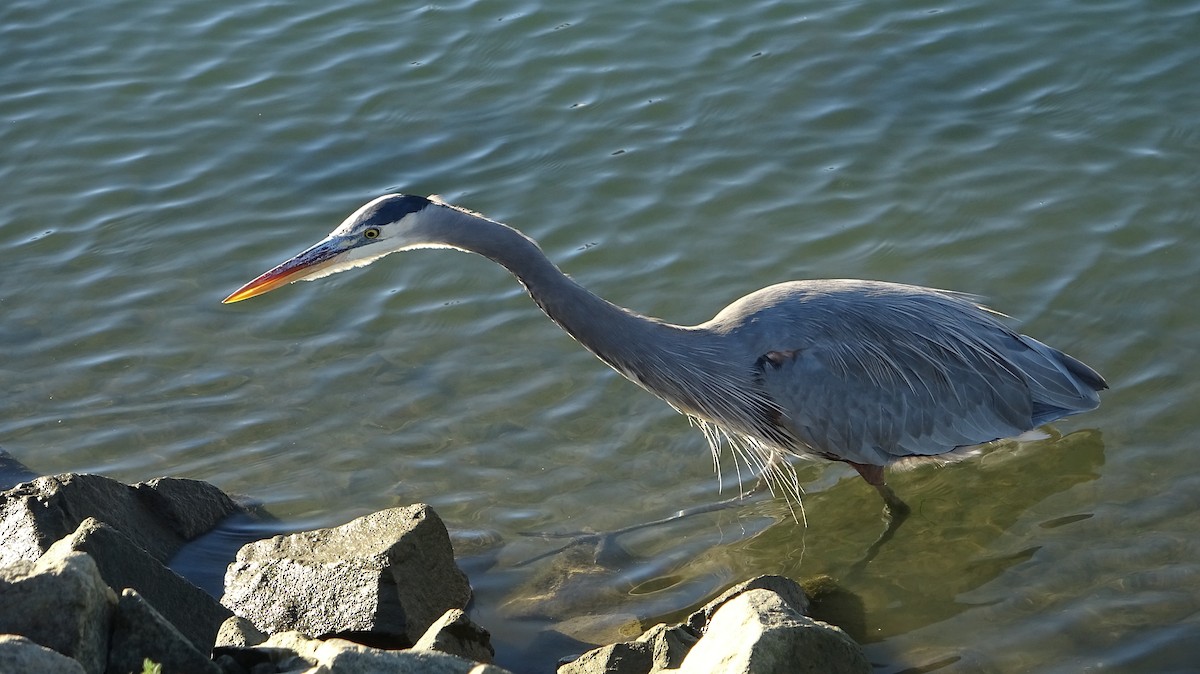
[106,588,221,674]
[557,640,654,674]
[215,615,269,649]
[316,639,512,674]
[0,549,117,674]
[219,631,514,673]
[556,622,698,674]
[133,477,244,540]
[412,609,494,664]
[676,589,870,674]
[685,574,810,634]
[634,622,698,670]
[48,517,233,653]
[222,505,471,645]
[1,473,240,568]
[0,634,88,674]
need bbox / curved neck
[427,206,712,397]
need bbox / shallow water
[3,0,1199,671]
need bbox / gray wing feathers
[1014,334,1105,424]
[750,283,1105,465]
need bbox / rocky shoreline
[0,449,870,673]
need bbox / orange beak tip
[221,273,288,305]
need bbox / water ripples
[4,0,1200,670]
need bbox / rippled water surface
[3,0,1199,671]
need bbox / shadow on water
[474,427,1105,669]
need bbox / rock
[501,538,636,645]
[0,549,117,674]
[215,615,269,649]
[219,631,515,673]
[106,588,221,674]
[133,477,244,541]
[222,505,471,646]
[547,612,644,647]
[634,622,698,670]
[798,575,866,641]
[0,448,38,491]
[556,622,697,674]
[314,639,512,674]
[685,575,810,634]
[47,517,232,653]
[557,640,654,674]
[0,634,88,674]
[412,609,495,664]
[1,473,240,568]
[676,589,869,674]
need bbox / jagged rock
[0,549,117,674]
[222,505,471,645]
[48,517,232,653]
[219,631,514,673]
[557,640,654,674]
[559,577,865,674]
[413,609,495,664]
[0,473,241,567]
[634,622,698,670]
[676,589,870,674]
[133,477,245,541]
[0,634,88,674]
[685,575,810,633]
[215,615,269,649]
[106,588,221,674]
[557,622,698,674]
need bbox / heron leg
[847,461,911,518]
[846,462,911,574]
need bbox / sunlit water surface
[3,0,1199,671]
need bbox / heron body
[224,194,1106,512]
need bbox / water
[3,0,1198,671]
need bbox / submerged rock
[222,504,472,646]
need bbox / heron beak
[222,237,344,303]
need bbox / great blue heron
[224,193,1106,520]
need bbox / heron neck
[436,208,705,389]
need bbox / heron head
[222,193,438,303]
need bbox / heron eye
[363,228,381,239]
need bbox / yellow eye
[363,228,381,239]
